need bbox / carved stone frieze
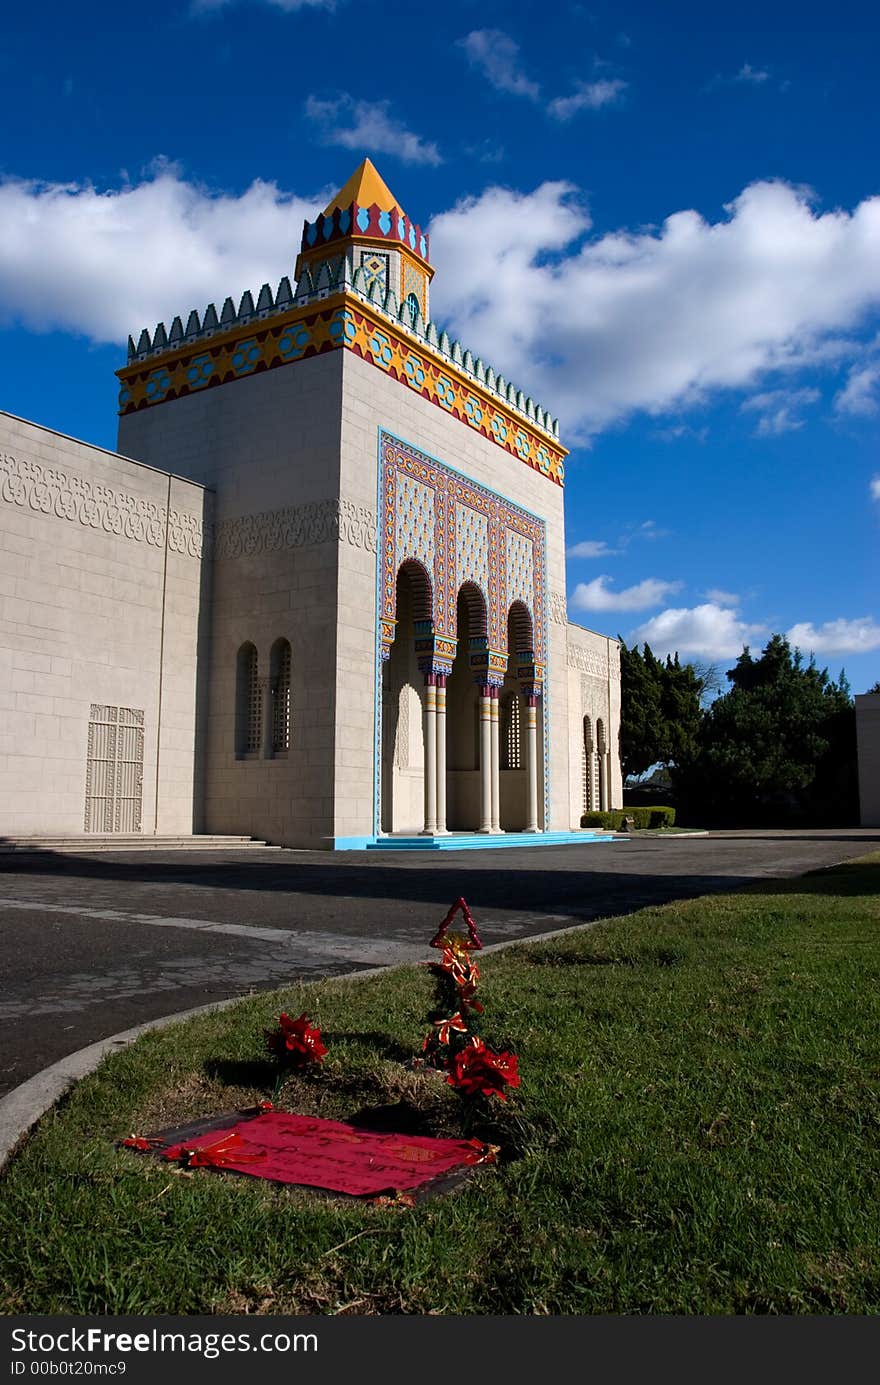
[549,590,568,626]
[0,450,204,557]
[212,498,377,561]
[567,638,620,681]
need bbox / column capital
[416,632,456,679]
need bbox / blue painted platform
[365,830,618,852]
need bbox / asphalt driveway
[1,828,877,1097]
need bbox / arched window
[405,292,421,324]
[500,691,522,770]
[235,643,261,755]
[271,639,292,753]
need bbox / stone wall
[0,411,208,836]
[565,620,622,822]
[118,354,345,848]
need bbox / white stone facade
[0,412,209,837]
[0,166,622,848]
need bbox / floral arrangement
[265,1012,327,1068]
[421,898,520,1104]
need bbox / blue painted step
[366,831,618,851]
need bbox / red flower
[423,1011,468,1050]
[265,1012,327,1066]
[446,1038,520,1101]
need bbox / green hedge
[581,806,676,831]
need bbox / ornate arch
[457,581,488,640]
[507,600,534,655]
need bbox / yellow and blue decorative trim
[118,292,567,486]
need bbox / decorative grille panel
[272,644,291,753]
[501,694,521,771]
[85,704,144,832]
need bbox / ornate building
[0,160,621,847]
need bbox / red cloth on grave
[161,1112,493,1195]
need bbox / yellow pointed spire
[323,158,405,218]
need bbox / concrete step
[0,835,280,853]
[366,830,617,851]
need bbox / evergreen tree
[673,635,856,824]
[619,641,704,778]
[618,640,664,778]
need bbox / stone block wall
[118,354,346,848]
[0,411,207,836]
[565,621,623,822]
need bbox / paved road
[1,829,877,1097]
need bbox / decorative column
[260,677,273,760]
[435,676,448,835]
[598,735,609,811]
[490,687,501,833]
[525,695,540,832]
[422,675,438,835]
[478,684,493,833]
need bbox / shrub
[581,806,676,831]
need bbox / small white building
[0,160,621,848]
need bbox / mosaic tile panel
[455,502,490,607]
[505,529,535,615]
[358,249,389,295]
[379,431,546,667]
[402,260,426,319]
[395,473,435,575]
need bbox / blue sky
[1,0,878,690]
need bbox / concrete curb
[0,920,598,1173]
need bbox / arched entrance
[500,601,542,831]
[380,561,432,834]
[444,583,487,830]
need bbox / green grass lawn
[2,855,878,1315]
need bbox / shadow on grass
[203,1058,277,1089]
[758,858,880,898]
[320,1031,413,1063]
[522,945,685,968]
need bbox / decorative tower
[112,158,615,852]
[294,158,434,326]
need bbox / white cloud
[704,588,740,605]
[548,79,628,120]
[740,386,820,435]
[630,603,768,659]
[0,167,321,343]
[735,63,771,84]
[428,178,880,436]
[787,617,880,655]
[458,30,540,100]
[566,539,618,558]
[305,96,441,166]
[871,475,880,500]
[570,575,682,612]
[3,168,880,443]
[835,361,880,416]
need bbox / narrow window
[271,639,292,753]
[236,643,261,755]
[501,692,521,770]
[583,716,593,813]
